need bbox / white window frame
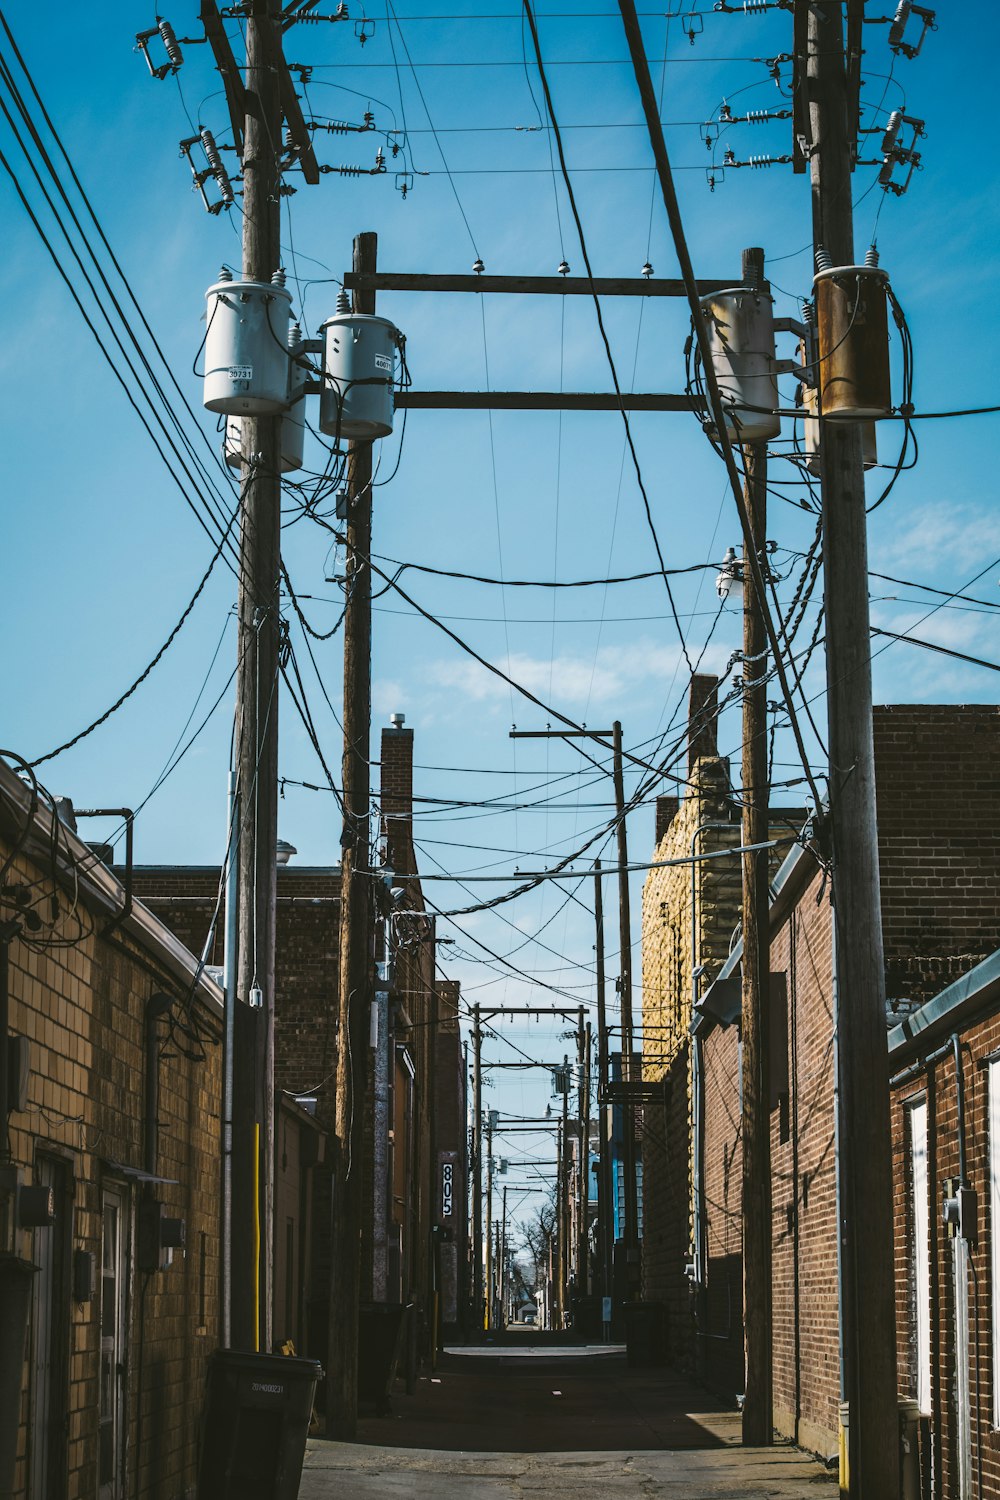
[908,1097,931,1416]
[989,1059,1000,1427]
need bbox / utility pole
[578,1015,590,1298]
[327,232,378,1438]
[472,1007,483,1333]
[560,1059,570,1323]
[594,861,613,1305]
[500,1183,509,1329]
[739,244,773,1447]
[232,0,283,1355]
[803,5,899,1493]
[612,721,640,1295]
[485,1110,495,1331]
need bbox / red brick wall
[699,1023,744,1396]
[892,1003,1000,1500]
[769,869,839,1455]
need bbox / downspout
[145,992,175,1177]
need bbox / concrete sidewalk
[301,1348,836,1497]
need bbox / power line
[522,0,694,675]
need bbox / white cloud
[424,637,729,711]
[875,500,1000,577]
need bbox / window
[908,1098,930,1415]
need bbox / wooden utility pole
[232,0,282,1354]
[594,861,613,1303]
[472,1006,484,1332]
[612,722,639,1294]
[739,247,773,1442]
[578,1016,590,1297]
[485,1110,495,1330]
[327,232,377,1438]
[803,5,898,1494]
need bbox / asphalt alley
[301,1346,836,1498]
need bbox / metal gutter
[0,759,223,1018]
[691,829,817,1039]
[887,947,1000,1064]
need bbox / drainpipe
[74,808,134,936]
[145,992,175,1177]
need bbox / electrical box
[7,1034,30,1113]
[138,1198,186,1272]
[943,1179,978,1246]
[204,274,293,415]
[813,265,891,419]
[72,1248,96,1303]
[318,311,400,441]
[17,1184,55,1228]
[699,287,780,442]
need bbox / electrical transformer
[203,272,293,415]
[318,311,400,442]
[800,380,878,473]
[224,345,307,473]
[699,286,781,442]
[812,264,891,419]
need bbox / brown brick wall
[874,704,1000,998]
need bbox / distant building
[132,713,468,1388]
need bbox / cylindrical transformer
[318,311,400,441]
[699,287,780,443]
[204,277,293,415]
[801,381,877,474]
[813,265,891,419]
[224,353,307,473]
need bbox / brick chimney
[688,674,719,777]
[380,711,415,876]
[655,795,679,844]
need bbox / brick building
[639,674,803,1375]
[131,713,468,1379]
[0,756,224,1500]
[656,703,1000,1470]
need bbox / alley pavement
[301,1342,837,1498]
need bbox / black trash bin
[357,1302,411,1414]
[196,1348,323,1500]
[623,1302,668,1368]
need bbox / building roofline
[691,826,817,1038]
[888,947,1000,1062]
[0,762,223,1017]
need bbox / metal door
[29,1156,70,1500]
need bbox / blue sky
[2,1,998,1227]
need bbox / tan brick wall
[4,839,222,1500]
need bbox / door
[29,1155,70,1500]
[99,1185,129,1500]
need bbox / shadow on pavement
[355,1348,734,1453]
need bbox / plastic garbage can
[196,1348,323,1500]
[623,1301,668,1367]
[357,1302,411,1414]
